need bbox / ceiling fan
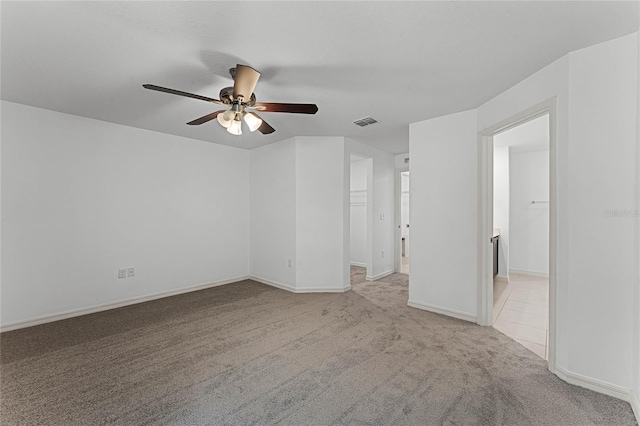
[143,64,318,136]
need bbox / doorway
[492,114,550,359]
[350,154,373,285]
[395,164,410,275]
[477,98,557,369]
[400,171,410,275]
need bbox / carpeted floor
[0,269,636,425]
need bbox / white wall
[564,33,637,391]
[408,33,638,402]
[345,139,396,280]
[249,136,394,292]
[509,150,549,274]
[1,101,250,327]
[350,159,368,266]
[395,153,410,170]
[634,17,640,422]
[478,33,637,398]
[350,158,368,189]
[249,138,296,288]
[249,136,350,292]
[493,146,510,277]
[408,109,479,321]
[296,137,349,291]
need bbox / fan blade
[253,102,318,114]
[251,112,275,134]
[232,65,261,101]
[186,110,225,125]
[143,84,223,104]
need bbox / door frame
[476,97,558,370]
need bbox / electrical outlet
[380,213,384,220]
[127,267,135,277]
[287,259,292,267]
[118,268,126,279]
[381,250,385,258]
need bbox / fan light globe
[243,112,263,132]
[227,118,242,135]
[217,110,235,128]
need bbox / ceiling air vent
[353,116,378,127]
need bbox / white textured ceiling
[2,1,638,154]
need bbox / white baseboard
[631,390,640,424]
[366,269,395,281]
[407,299,476,323]
[554,365,632,403]
[295,285,351,293]
[0,275,250,333]
[509,268,549,278]
[249,275,297,292]
[249,276,350,294]
[350,261,367,268]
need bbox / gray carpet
[0,267,636,425]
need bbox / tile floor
[493,273,549,360]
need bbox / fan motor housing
[219,86,256,106]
